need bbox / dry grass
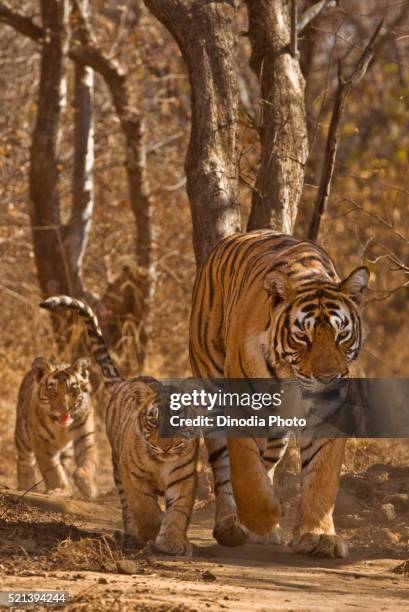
[53,536,118,571]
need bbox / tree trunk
[1,0,153,370]
[103,78,153,373]
[29,0,70,298]
[143,0,241,265]
[64,0,94,297]
[245,0,308,234]
[70,2,154,371]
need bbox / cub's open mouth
[57,413,73,427]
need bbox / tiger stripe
[40,296,199,556]
[15,357,98,498]
[189,230,368,557]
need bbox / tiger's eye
[338,331,349,340]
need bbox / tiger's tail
[40,295,121,386]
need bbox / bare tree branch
[29,0,70,298]
[0,1,43,41]
[71,0,154,372]
[0,0,153,368]
[245,0,308,233]
[290,0,298,57]
[64,0,94,296]
[297,0,337,34]
[28,0,73,348]
[340,196,408,245]
[143,0,241,265]
[307,20,383,242]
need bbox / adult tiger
[189,230,369,558]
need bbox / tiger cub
[15,357,98,498]
[40,296,199,556]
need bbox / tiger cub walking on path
[40,296,199,556]
[15,357,98,498]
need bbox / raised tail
[40,295,121,386]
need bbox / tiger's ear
[72,357,91,380]
[32,357,52,382]
[264,270,296,303]
[340,266,369,305]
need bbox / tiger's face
[139,391,192,460]
[264,266,369,391]
[33,357,91,427]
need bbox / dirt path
[0,488,408,611]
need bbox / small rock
[117,559,139,575]
[201,570,217,582]
[377,503,397,522]
[384,494,409,512]
[98,577,108,584]
[340,475,374,502]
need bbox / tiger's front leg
[120,469,163,543]
[60,442,74,474]
[292,438,348,558]
[16,439,37,492]
[112,460,137,538]
[72,415,98,499]
[246,437,288,545]
[155,467,197,557]
[205,437,249,546]
[34,442,70,495]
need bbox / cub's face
[264,266,369,391]
[138,389,193,459]
[33,357,91,427]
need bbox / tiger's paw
[291,532,349,558]
[248,524,283,545]
[47,487,72,498]
[74,468,98,499]
[213,514,249,547]
[154,536,194,557]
